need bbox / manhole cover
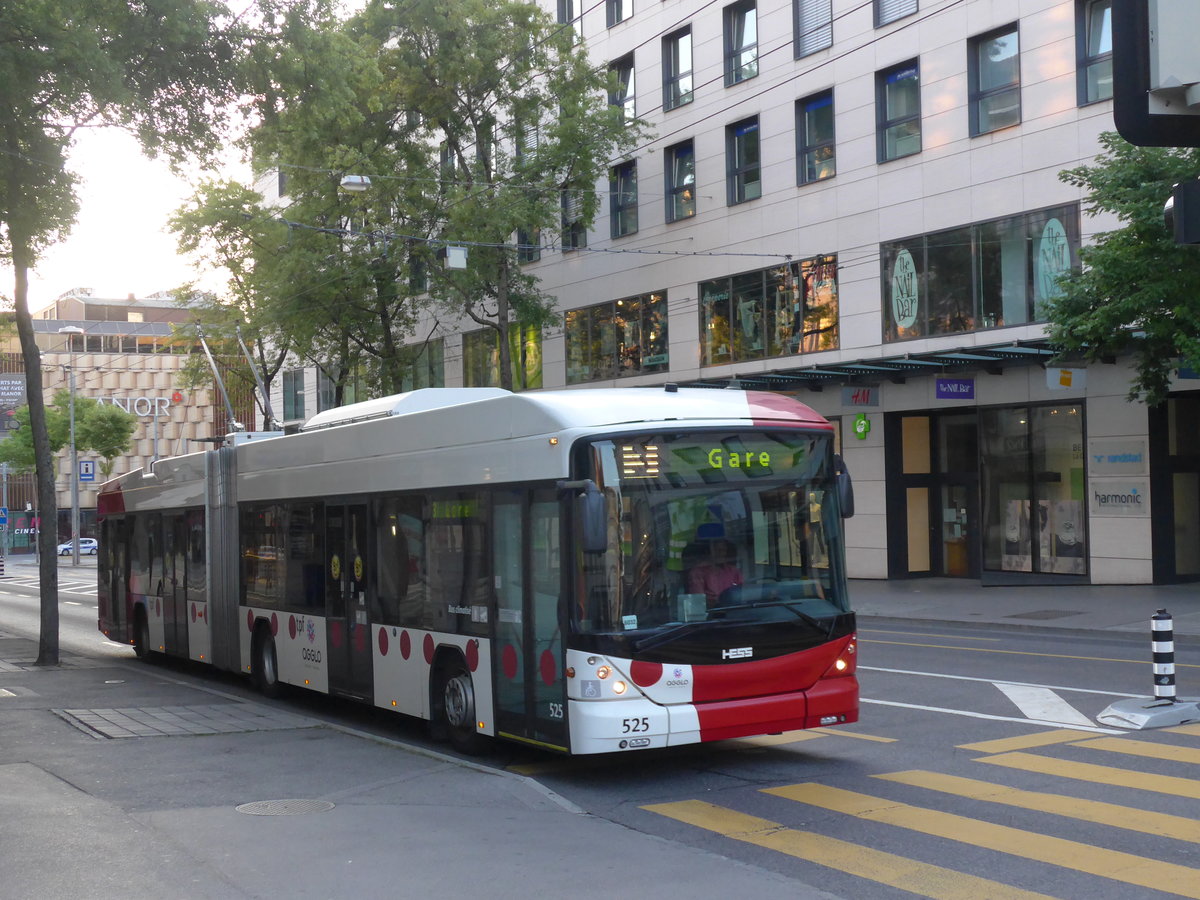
[235,799,335,816]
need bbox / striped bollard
[1152,608,1176,703]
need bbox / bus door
[325,503,373,699]
[162,514,189,657]
[493,490,568,751]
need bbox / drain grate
[1005,609,1084,620]
[235,799,335,816]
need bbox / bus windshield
[573,431,848,642]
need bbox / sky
[18,128,237,315]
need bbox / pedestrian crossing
[643,724,1200,899]
[0,575,96,596]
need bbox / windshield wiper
[708,600,832,636]
[633,620,723,653]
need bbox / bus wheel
[252,627,281,699]
[133,610,151,661]
[439,661,486,755]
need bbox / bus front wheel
[252,627,281,698]
[437,660,486,755]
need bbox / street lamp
[57,325,84,566]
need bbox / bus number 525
[622,717,649,734]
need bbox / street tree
[353,0,647,390]
[1047,131,1200,405]
[0,392,137,479]
[0,1,246,665]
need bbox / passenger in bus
[686,538,743,607]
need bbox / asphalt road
[5,577,1199,899]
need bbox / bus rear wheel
[438,661,486,755]
[252,628,281,698]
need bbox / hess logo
[722,647,753,660]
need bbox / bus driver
[686,538,744,607]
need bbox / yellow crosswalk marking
[978,751,1200,799]
[641,799,1056,900]
[1167,723,1200,737]
[877,769,1200,843]
[729,731,825,747]
[1072,736,1200,765]
[764,783,1200,898]
[958,729,1095,754]
[812,727,896,742]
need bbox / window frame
[561,187,587,251]
[610,160,639,239]
[876,59,922,163]
[606,0,629,28]
[726,116,762,205]
[665,140,696,223]
[608,53,636,122]
[282,369,305,421]
[1076,0,1113,105]
[968,24,1021,137]
[875,0,917,28]
[663,27,694,111]
[797,89,836,184]
[794,0,832,58]
[724,0,758,86]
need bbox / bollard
[1152,608,1176,702]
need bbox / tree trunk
[10,239,60,667]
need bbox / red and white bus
[98,386,858,754]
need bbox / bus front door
[493,491,568,752]
[325,503,373,700]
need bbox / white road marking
[861,698,1123,734]
[994,683,1095,727]
[859,665,1143,698]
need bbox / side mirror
[558,479,609,554]
[834,454,854,519]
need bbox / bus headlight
[596,665,612,679]
[612,681,627,695]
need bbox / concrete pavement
[2,554,1198,898]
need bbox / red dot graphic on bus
[246,610,254,632]
[330,620,343,648]
[466,639,479,672]
[630,661,663,687]
[378,627,388,656]
[423,633,435,665]
[288,616,297,640]
[502,644,518,680]
[400,630,411,660]
[270,613,278,636]
[539,649,556,686]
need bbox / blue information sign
[79,461,96,483]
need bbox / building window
[609,54,635,122]
[699,255,839,366]
[970,25,1020,136]
[556,0,573,25]
[462,326,542,390]
[566,292,668,383]
[610,161,638,238]
[606,0,629,28]
[794,0,832,57]
[663,28,693,111]
[726,117,761,205]
[882,204,1081,341]
[317,371,336,412]
[797,90,835,183]
[1078,0,1112,104]
[724,1,758,86]
[877,60,921,162]
[665,140,696,223]
[875,0,917,27]
[561,188,587,250]
[517,227,541,263]
[400,339,445,391]
[282,369,305,421]
[409,252,429,293]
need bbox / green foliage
[1047,132,1200,405]
[0,392,136,476]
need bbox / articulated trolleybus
[98,386,858,754]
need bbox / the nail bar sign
[935,377,975,400]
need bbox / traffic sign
[79,461,96,483]
[0,507,7,526]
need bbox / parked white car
[57,538,98,556]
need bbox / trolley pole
[1099,608,1199,730]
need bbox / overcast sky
[16,128,236,315]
